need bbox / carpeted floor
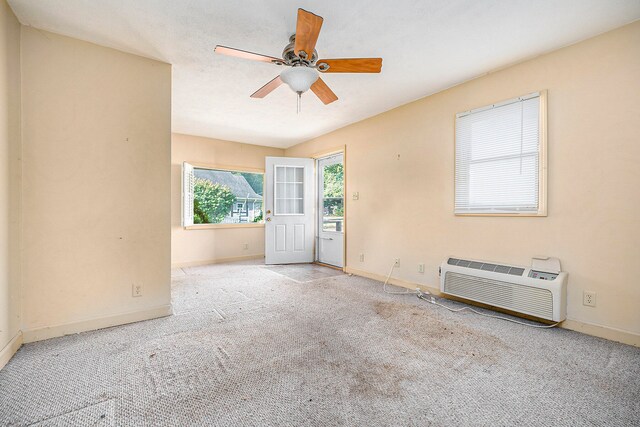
[1,260,639,426]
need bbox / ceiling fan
[214,8,383,109]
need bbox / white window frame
[182,162,265,229]
[182,162,195,227]
[273,164,305,216]
[454,90,547,217]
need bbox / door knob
[266,217,271,222]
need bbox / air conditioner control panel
[528,270,559,281]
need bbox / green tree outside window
[193,178,235,224]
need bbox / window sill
[455,211,547,217]
[185,223,265,230]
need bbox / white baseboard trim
[0,331,23,370]
[172,254,264,268]
[561,319,640,347]
[22,304,173,344]
[344,266,640,347]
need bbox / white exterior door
[317,154,344,267]
[265,157,315,264]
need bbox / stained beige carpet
[1,260,639,426]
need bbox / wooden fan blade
[250,76,283,98]
[215,45,282,64]
[317,58,383,73]
[311,78,338,105]
[294,9,323,59]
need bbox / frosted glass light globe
[280,66,319,93]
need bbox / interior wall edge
[0,331,23,371]
[20,26,172,333]
[0,0,23,369]
[21,304,173,344]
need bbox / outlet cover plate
[583,291,596,307]
[132,283,143,297]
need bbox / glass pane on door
[322,162,343,232]
[323,198,343,231]
[274,165,304,215]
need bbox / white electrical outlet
[583,291,596,307]
[418,263,425,273]
[132,283,143,297]
[352,192,359,200]
[243,243,249,250]
[394,258,400,267]
[359,253,364,262]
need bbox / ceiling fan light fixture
[215,9,382,107]
[280,66,318,94]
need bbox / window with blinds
[455,92,546,215]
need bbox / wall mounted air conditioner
[440,257,567,322]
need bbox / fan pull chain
[297,91,302,114]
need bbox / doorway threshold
[313,261,344,271]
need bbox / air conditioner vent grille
[444,272,553,319]
[494,265,511,274]
[481,263,497,271]
[448,257,524,276]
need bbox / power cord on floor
[381,261,557,329]
[382,262,417,295]
[416,289,559,329]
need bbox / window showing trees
[322,162,344,232]
[183,163,264,226]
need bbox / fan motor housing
[282,34,318,66]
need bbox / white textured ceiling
[8,0,640,148]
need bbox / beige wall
[0,0,22,363]
[171,133,283,267]
[286,22,640,340]
[20,28,172,338]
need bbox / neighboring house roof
[194,169,262,200]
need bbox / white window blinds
[455,93,542,214]
[182,162,194,226]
